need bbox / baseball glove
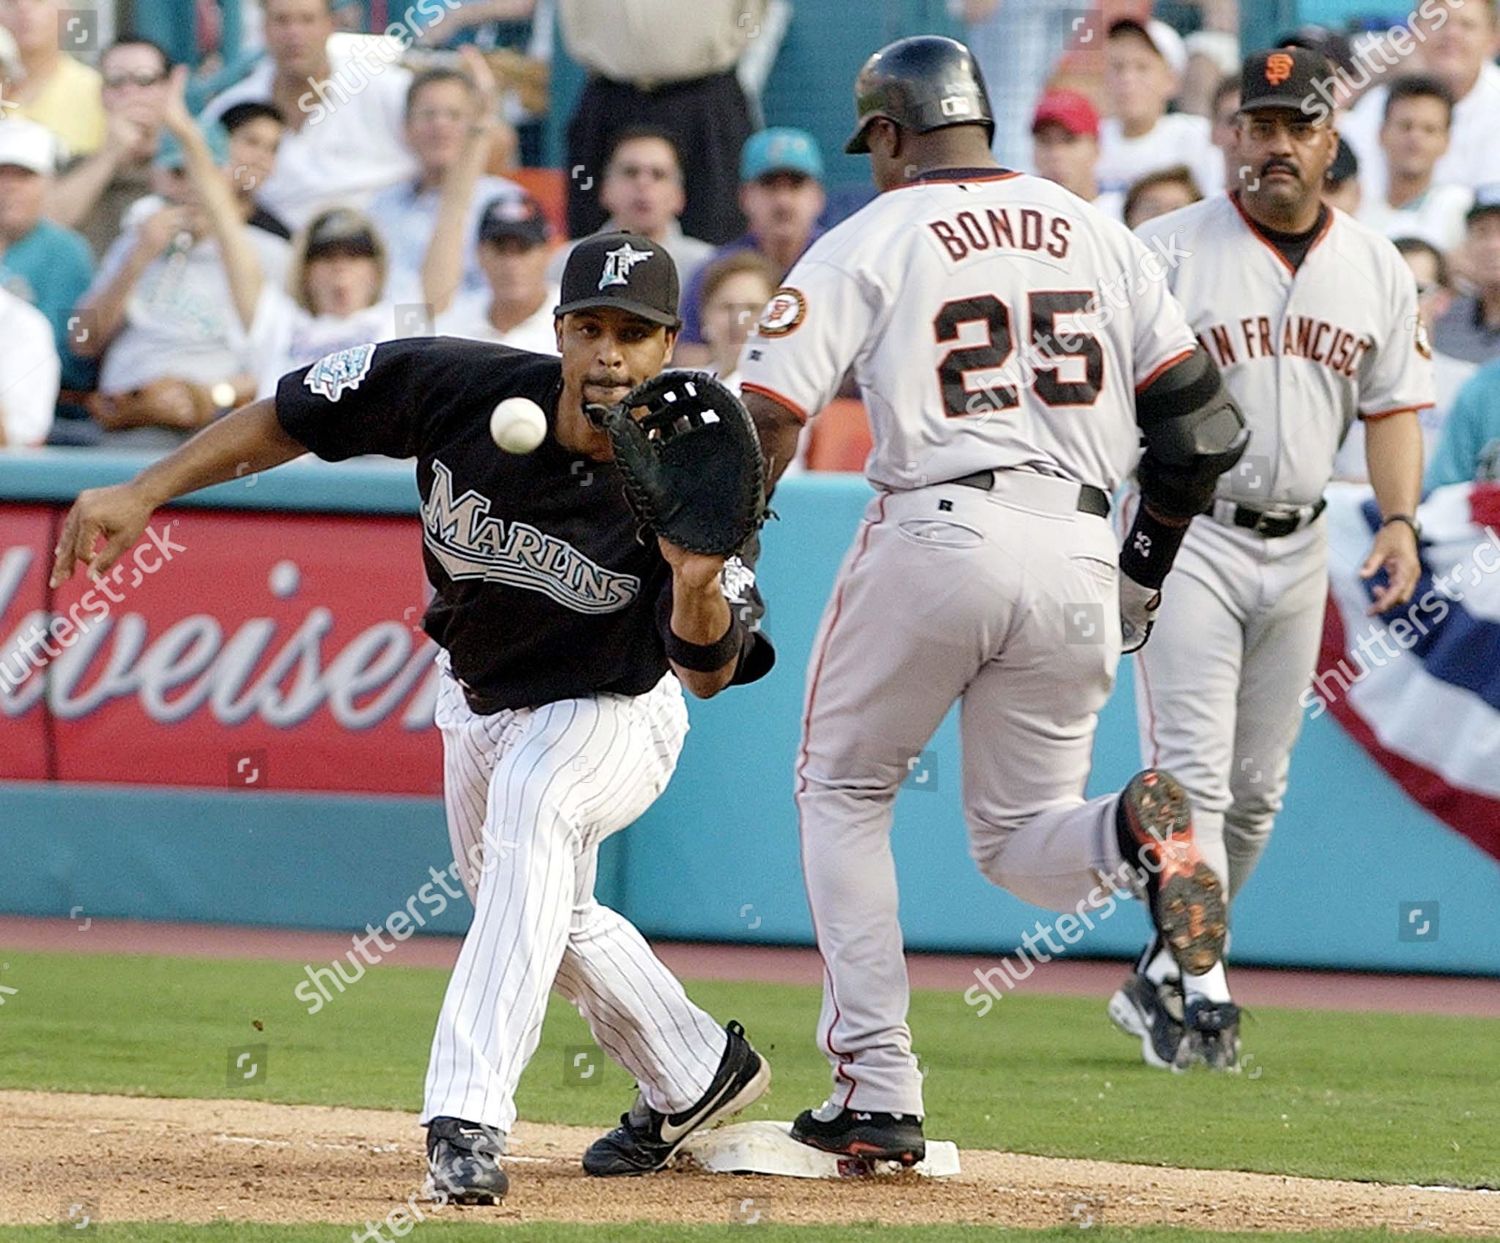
[599,371,767,557]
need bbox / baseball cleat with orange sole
[791,1104,926,1167]
[1118,769,1227,976]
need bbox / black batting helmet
[845,35,995,155]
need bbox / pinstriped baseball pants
[422,660,728,1132]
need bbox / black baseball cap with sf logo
[1238,46,1328,117]
[555,231,681,329]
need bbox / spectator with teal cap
[673,126,826,366]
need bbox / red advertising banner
[0,505,443,795]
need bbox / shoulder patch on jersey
[304,343,377,402]
[756,287,807,338]
[1414,315,1433,360]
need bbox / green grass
[0,1228,1479,1243]
[0,949,1495,1189]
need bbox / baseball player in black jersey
[49,232,775,1204]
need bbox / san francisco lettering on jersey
[926,207,1072,263]
[1198,315,1373,380]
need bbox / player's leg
[794,491,997,1160]
[422,678,690,1177]
[1223,533,1329,897]
[958,504,1124,907]
[1106,515,1253,1066]
[550,679,770,1175]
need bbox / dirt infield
[3,1090,1496,1235]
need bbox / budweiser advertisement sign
[0,504,444,794]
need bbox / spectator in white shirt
[1357,75,1471,251]
[436,193,559,355]
[0,283,58,446]
[256,207,402,396]
[368,61,522,307]
[1340,0,1500,198]
[75,70,290,444]
[1097,18,1219,198]
[1030,89,1123,221]
[547,126,714,294]
[201,0,417,229]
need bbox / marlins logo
[598,242,652,290]
[304,343,376,402]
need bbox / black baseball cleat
[582,1020,770,1176]
[1107,971,1185,1071]
[1116,769,1227,976]
[1174,998,1242,1071]
[791,1102,926,1166]
[424,1116,509,1205]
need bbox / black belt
[948,469,1111,517]
[1225,498,1327,538]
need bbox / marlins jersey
[275,337,773,712]
[1134,194,1435,508]
[737,167,1199,492]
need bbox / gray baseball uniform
[738,168,1200,1115]
[1127,196,1433,952]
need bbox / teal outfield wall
[1,454,1495,973]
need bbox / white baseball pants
[421,661,727,1132]
[1127,493,1329,903]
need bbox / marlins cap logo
[598,241,652,290]
[1265,51,1294,86]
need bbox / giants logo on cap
[1265,52,1294,86]
[598,242,652,290]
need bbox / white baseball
[489,397,547,454]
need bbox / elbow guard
[1135,346,1249,519]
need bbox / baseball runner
[738,36,1248,1161]
[48,233,775,1202]
[1110,48,1430,1071]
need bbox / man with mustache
[48,231,775,1200]
[1110,47,1431,1070]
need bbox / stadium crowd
[0,0,1498,485]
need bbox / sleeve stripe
[1359,402,1435,421]
[1135,347,1197,394]
[740,381,810,425]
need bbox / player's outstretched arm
[658,538,739,698]
[49,399,307,587]
[741,390,804,495]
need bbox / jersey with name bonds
[276,338,774,713]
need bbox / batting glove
[1119,575,1161,654]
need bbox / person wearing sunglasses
[47,36,173,255]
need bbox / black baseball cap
[555,231,680,329]
[477,192,549,247]
[1238,46,1328,117]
